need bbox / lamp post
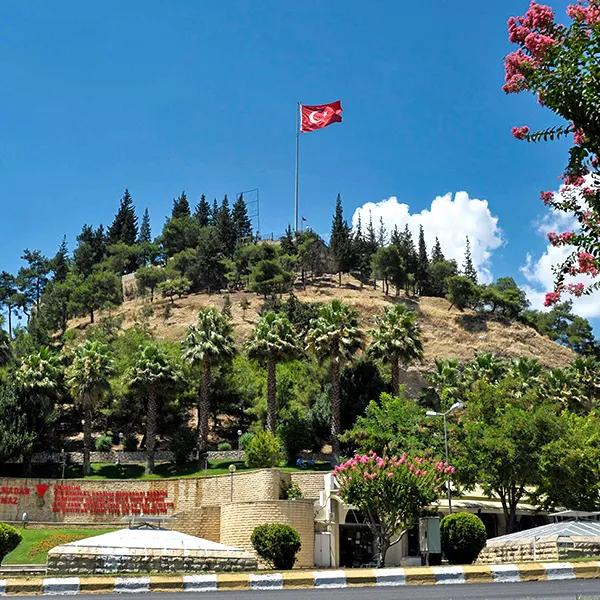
[237,430,243,452]
[229,463,236,503]
[426,401,464,514]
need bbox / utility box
[419,516,441,566]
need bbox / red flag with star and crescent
[300,100,343,133]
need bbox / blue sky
[2,1,594,325]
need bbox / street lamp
[229,463,236,503]
[237,430,243,452]
[426,401,464,514]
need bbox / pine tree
[215,195,236,256]
[108,189,138,246]
[462,236,478,283]
[139,209,152,243]
[210,199,220,225]
[377,217,387,247]
[396,225,417,294]
[172,191,191,218]
[52,236,70,282]
[330,194,353,286]
[431,237,445,263]
[280,225,296,255]
[232,194,252,243]
[352,215,369,287]
[366,212,378,251]
[416,225,430,295]
[194,194,211,227]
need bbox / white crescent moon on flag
[308,107,333,124]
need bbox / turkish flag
[300,100,343,133]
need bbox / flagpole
[294,102,300,235]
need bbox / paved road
[13,580,600,599]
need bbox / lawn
[2,459,331,480]
[3,527,116,565]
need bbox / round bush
[0,523,22,563]
[217,442,232,451]
[440,512,487,564]
[251,523,301,569]
[245,430,285,468]
[95,433,113,452]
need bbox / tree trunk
[266,359,277,432]
[90,308,94,324]
[82,395,92,476]
[145,391,157,475]
[7,308,12,339]
[198,360,211,460]
[391,358,400,396]
[375,532,390,568]
[330,357,341,464]
[338,271,342,287]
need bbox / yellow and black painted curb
[1,561,599,594]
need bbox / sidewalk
[1,561,599,594]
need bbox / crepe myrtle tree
[335,452,452,567]
[503,0,600,303]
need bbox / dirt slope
[69,274,574,375]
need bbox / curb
[1,561,599,594]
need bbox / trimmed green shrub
[170,426,196,465]
[217,442,232,451]
[441,512,487,564]
[251,523,301,569]
[239,432,254,450]
[245,430,285,468]
[0,523,22,563]
[95,433,113,452]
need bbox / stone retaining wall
[220,500,315,568]
[478,539,600,563]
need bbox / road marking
[42,577,80,595]
[313,570,347,588]
[249,573,284,590]
[491,563,521,583]
[543,562,576,580]
[375,567,406,586]
[433,565,466,584]
[182,574,217,592]
[114,577,150,593]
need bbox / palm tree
[246,311,302,432]
[15,346,63,473]
[368,304,423,395]
[182,307,235,456]
[66,340,113,476]
[464,352,507,385]
[306,300,363,461]
[128,344,181,475]
[428,358,463,409]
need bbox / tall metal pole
[443,414,453,514]
[294,102,300,234]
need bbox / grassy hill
[68,273,574,393]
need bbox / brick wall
[289,472,327,500]
[220,500,315,568]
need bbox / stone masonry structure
[0,469,324,569]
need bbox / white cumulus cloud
[351,191,503,283]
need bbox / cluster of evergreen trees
[0,190,597,357]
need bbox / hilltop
[68,273,574,393]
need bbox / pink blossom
[573,127,586,146]
[578,252,599,275]
[386,472,394,478]
[503,51,535,93]
[567,282,585,297]
[512,125,530,140]
[544,290,561,306]
[526,1,555,29]
[508,16,531,43]
[398,454,407,464]
[540,191,554,205]
[524,32,556,57]
[567,3,588,21]
[444,465,456,475]
[548,231,575,246]
[563,173,586,186]
[436,461,445,472]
